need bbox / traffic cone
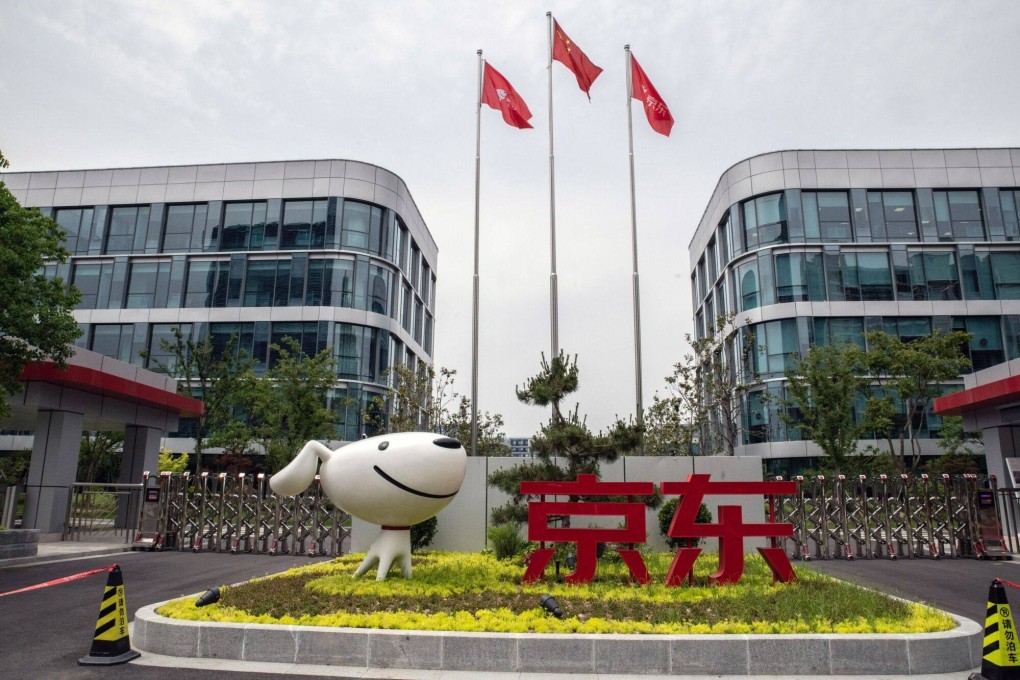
[971,580,1020,680]
[78,564,140,666]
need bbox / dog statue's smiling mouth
[373,465,459,499]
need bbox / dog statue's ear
[269,441,334,496]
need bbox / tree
[861,330,972,472]
[0,149,82,418]
[645,314,755,457]
[77,431,124,483]
[0,451,30,487]
[249,337,338,472]
[367,363,509,456]
[158,448,189,474]
[143,327,252,476]
[487,352,644,526]
[928,414,982,475]
[780,342,870,473]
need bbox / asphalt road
[0,549,344,680]
[0,549,1010,679]
[806,553,1020,622]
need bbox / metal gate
[144,472,350,557]
[770,473,1019,560]
[63,482,144,543]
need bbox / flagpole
[624,45,645,440]
[546,11,559,361]
[471,49,482,457]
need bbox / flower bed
[158,551,954,635]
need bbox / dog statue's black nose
[432,437,463,449]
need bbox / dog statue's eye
[378,441,389,451]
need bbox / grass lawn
[158,551,955,635]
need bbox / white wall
[352,456,765,553]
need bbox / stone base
[0,529,39,559]
[133,598,981,675]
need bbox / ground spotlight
[565,552,577,570]
[539,593,564,618]
[195,587,221,607]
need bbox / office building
[689,148,1020,475]
[2,159,437,447]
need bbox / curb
[133,600,981,675]
[0,545,132,569]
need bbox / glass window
[55,208,94,255]
[72,262,103,309]
[991,252,1020,299]
[411,245,421,292]
[221,202,267,251]
[336,324,363,380]
[706,239,717,283]
[954,316,1004,372]
[184,260,229,307]
[368,265,392,315]
[934,190,985,241]
[814,317,865,349]
[146,324,192,372]
[1000,190,1020,241]
[125,261,170,309]
[90,324,133,363]
[281,200,326,250]
[759,319,800,377]
[717,216,729,270]
[803,191,852,242]
[244,260,278,306]
[163,204,208,252]
[342,201,380,252]
[867,191,918,241]
[397,221,410,269]
[743,193,787,249]
[745,390,769,444]
[831,252,893,301]
[736,259,760,311]
[774,252,825,302]
[401,285,412,332]
[105,206,149,254]
[858,253,893,300]
[907,251,961,301]
[369,209,393,258]
[883,317,932,343]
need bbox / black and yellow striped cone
[78,564,140,666]
[971,580,1020,680]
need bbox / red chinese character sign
[519,473,796,586]
[661,474,796,585]
[521,475,654,584]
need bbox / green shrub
[657,498,713,549]
[410,516,438,552]
[487,522,527,560]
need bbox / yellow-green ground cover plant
[159,551,954,635]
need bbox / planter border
[0,529,39,560]
[133,600,980,675]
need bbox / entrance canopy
[2,346,202,534]
[5,346,202,432]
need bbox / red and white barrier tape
[0,564,115,598]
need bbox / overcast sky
[3,1,1019,438]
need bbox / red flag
[552,20,603,99]
[630,54,674,137]
[481,62,533,129]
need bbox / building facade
[3,159,437,446]
[689,148,1020,474]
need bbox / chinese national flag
[481,62,533,129]
[630,54,674,137]
[552,20,602,99]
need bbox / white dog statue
[270,432,467,580]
